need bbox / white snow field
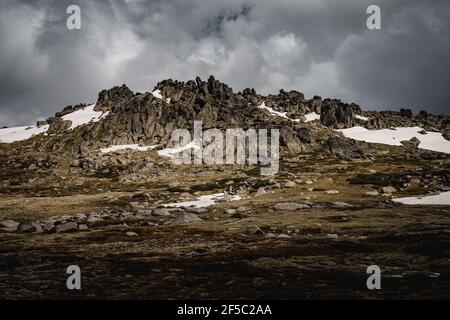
[100,144,157,154]
[393,192,450,205]
[162,193,241,208]
[338,126,450,154]
[62,104,109,130]
[0,104,109,144]
[0,125,49,143]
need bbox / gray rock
[36,120,48,128]
[279,127,303,154]
[284,180,296,188]
[126,231,138,237]
[136,209,153,216]
[87,216,103,223]
[330,202,354,208]
[365,190,380,196]
[236,206,249,213]
[43,222,56,232]
[17,221,39,233]
[320,103,355,129]
[119,212,133,218]
[273,203,310,211]
[400,108,413,118]
[78,224,89,231]
[225,209,237,215]
[444,131,450,141]
[171,212,202,225]
[0,220,19,232]
[74,213,87,220]
[382,186,397,194]
[56,222,78,233]
[247,225,264,235]
[152,208,172,216]
[32,222,44,234]
[400,137,420,149]
[190,207,207,214]
[325,190,340,195]
[254,188,267,197]
[231,212,249,219]
[265,233,277,238]
[47,117,72,134]
[326,137,366,159]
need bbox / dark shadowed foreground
[0,146,449,299]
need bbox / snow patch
[100,144,157,154]
[152,89,163,99]
[355,114,370,121]
[62,104,109,130]
[152,89,171,103]
[162,193,241,208]
[0,104,109,143]
[257,102,291,120]
[0,125,49,143]
[338,126,450,154]
[257,102,302,122]
[304,112,320,123]
[157,140,201,158]
[393,192,450,205]
[258,102,321,124]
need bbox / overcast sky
[1,0,449,126]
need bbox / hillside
[0,76,449,299]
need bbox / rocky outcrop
[36,120,48,128]
[320,101,360,129]
[96,76,315,150]
[94,84,134,112]
[280,128,303,154]
[400,108,413,118]
[400,137,420,148]
[443,130,450,141]
[366,116,387,130]
[47,117,72,133]
[326,137,368,159]
[22,75,448,158]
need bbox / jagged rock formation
[47,117,72,134]
[320,102,360,129]
[14,75,448,160]
[94,85,134,112]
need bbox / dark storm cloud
[1,0,449,126]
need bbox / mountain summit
[1,76,449,159]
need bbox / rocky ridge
[5,76,450,163]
